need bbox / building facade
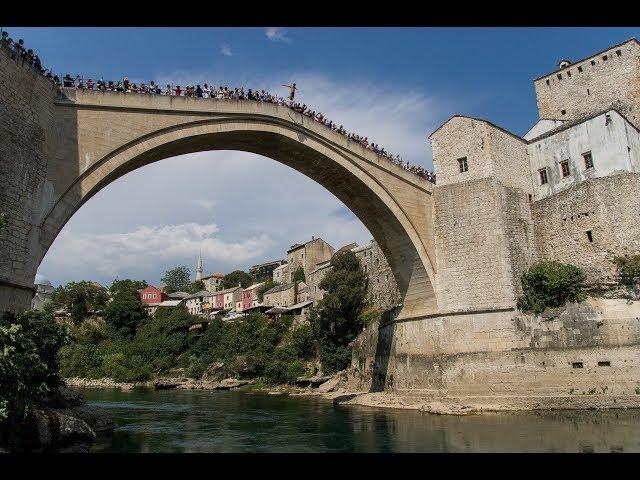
[138,285,169,306]
[242,282,265,310]
[250,260,286,281]
[286,237,335,283]
[201,273,225,293]
[263,282,298,308]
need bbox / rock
[48,385,85,408]
[154,380,180,390]
[54,405,116,433]
[216,378,248,390]
[202,362,225,380]
[33,409,96,452]
[318,376,341,393]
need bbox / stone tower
[196,252,203,281]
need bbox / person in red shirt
[174,85,182,96]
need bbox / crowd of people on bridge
[1,30,436,184]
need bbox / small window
[567,70,572,77]
[572,362,583,369]
[561,109,567,115]
[538,168,548,185]
[591,60,596,66]
[557,73,562,80]
[602,55,608,61]
[560,160,570,177]
[583,151,594,170]
[528,194,532,202]
[587,88,590,95]
[457,156,468,173]
[586,230,593,243]
[616,50,621,56]
[143,294,147,299]
[598,361,611,367]
[546,79,550,86]
[578,65,583,72]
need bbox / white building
[526,109,640,200]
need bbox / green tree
[222,270,254,289]
[0,311,70,433]
[104,290,147,338]
[186,280,206,294]
[293,266,306,283]
[517,261,586,314]
[309,251,368,374]
[44,281,110,324]
[161,266,191,291]
[110,278,147,297]
[255,280,278,302]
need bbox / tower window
[586,230,593,243]
[457,156,468,173]
[587,88,590,95]
[561,109,567,115]
[572,362,583,369]
[560,160,570,177]
[616,50,621,57]
[557,73,562,80]
[538,168,548,185]
[591,60,596,66]
[602,55,608,61]
[546,79,550,85]
[567,70,572,77]
[583,151,594,170]
[578,66,583,72]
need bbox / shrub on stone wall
[517,261,586,314]
[614,255,640,286]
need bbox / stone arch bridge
[0,54,437,319]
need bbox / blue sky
[11,27,637,287]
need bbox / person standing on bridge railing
[282,82,297,102]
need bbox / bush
[614,255,640,286]
[517,261,586,314]
[0,311,70,425]
[186,356,207,379]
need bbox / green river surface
[82,388,640,453]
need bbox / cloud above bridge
[37,69,456,287]
[220,44,234,57]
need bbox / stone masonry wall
[534,39,640,129]
[531,173,640,288]
[0,46,58,311]
[433,178,529,312]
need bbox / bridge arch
[6,86,438,318]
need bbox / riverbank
[64,376,640,416]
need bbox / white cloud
[265,27,290,43]
[41,222,275,285]
[220,44,233,57]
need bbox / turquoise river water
[81,388,640,453]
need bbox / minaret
[196,252,203,281]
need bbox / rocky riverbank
[0,385,116,452]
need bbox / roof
[336,242,358,253]
[201,273,224,280]
[289,300,313,310]
[532,38,639,82]
[350,242,372,254]
[184,290,210,300]
[265,306,290,315]
[287,236,333,253]
[525,108,639,143]
[243,282,265,292]
[250,259,286,270]
[273,263,288,272]
[310,261,331,275]
[264,282,295,295]
[168,291,189,299]
[158,300,181,307]
[428,114,526,144]
[216,285,244,295]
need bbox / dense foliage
[110,279,147,297]
[309,251,368,373]
[614,255,640,286]
[161,266,191,291]
[255,280,278,302]
[517,261,586,314]
[43,281,110,324]
[222,270,255,289]
[0,311,70,426]
[293,266,306,283]
[187,280,206,294]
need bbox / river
[81,388,640,453]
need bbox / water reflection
[81,389,640,453]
